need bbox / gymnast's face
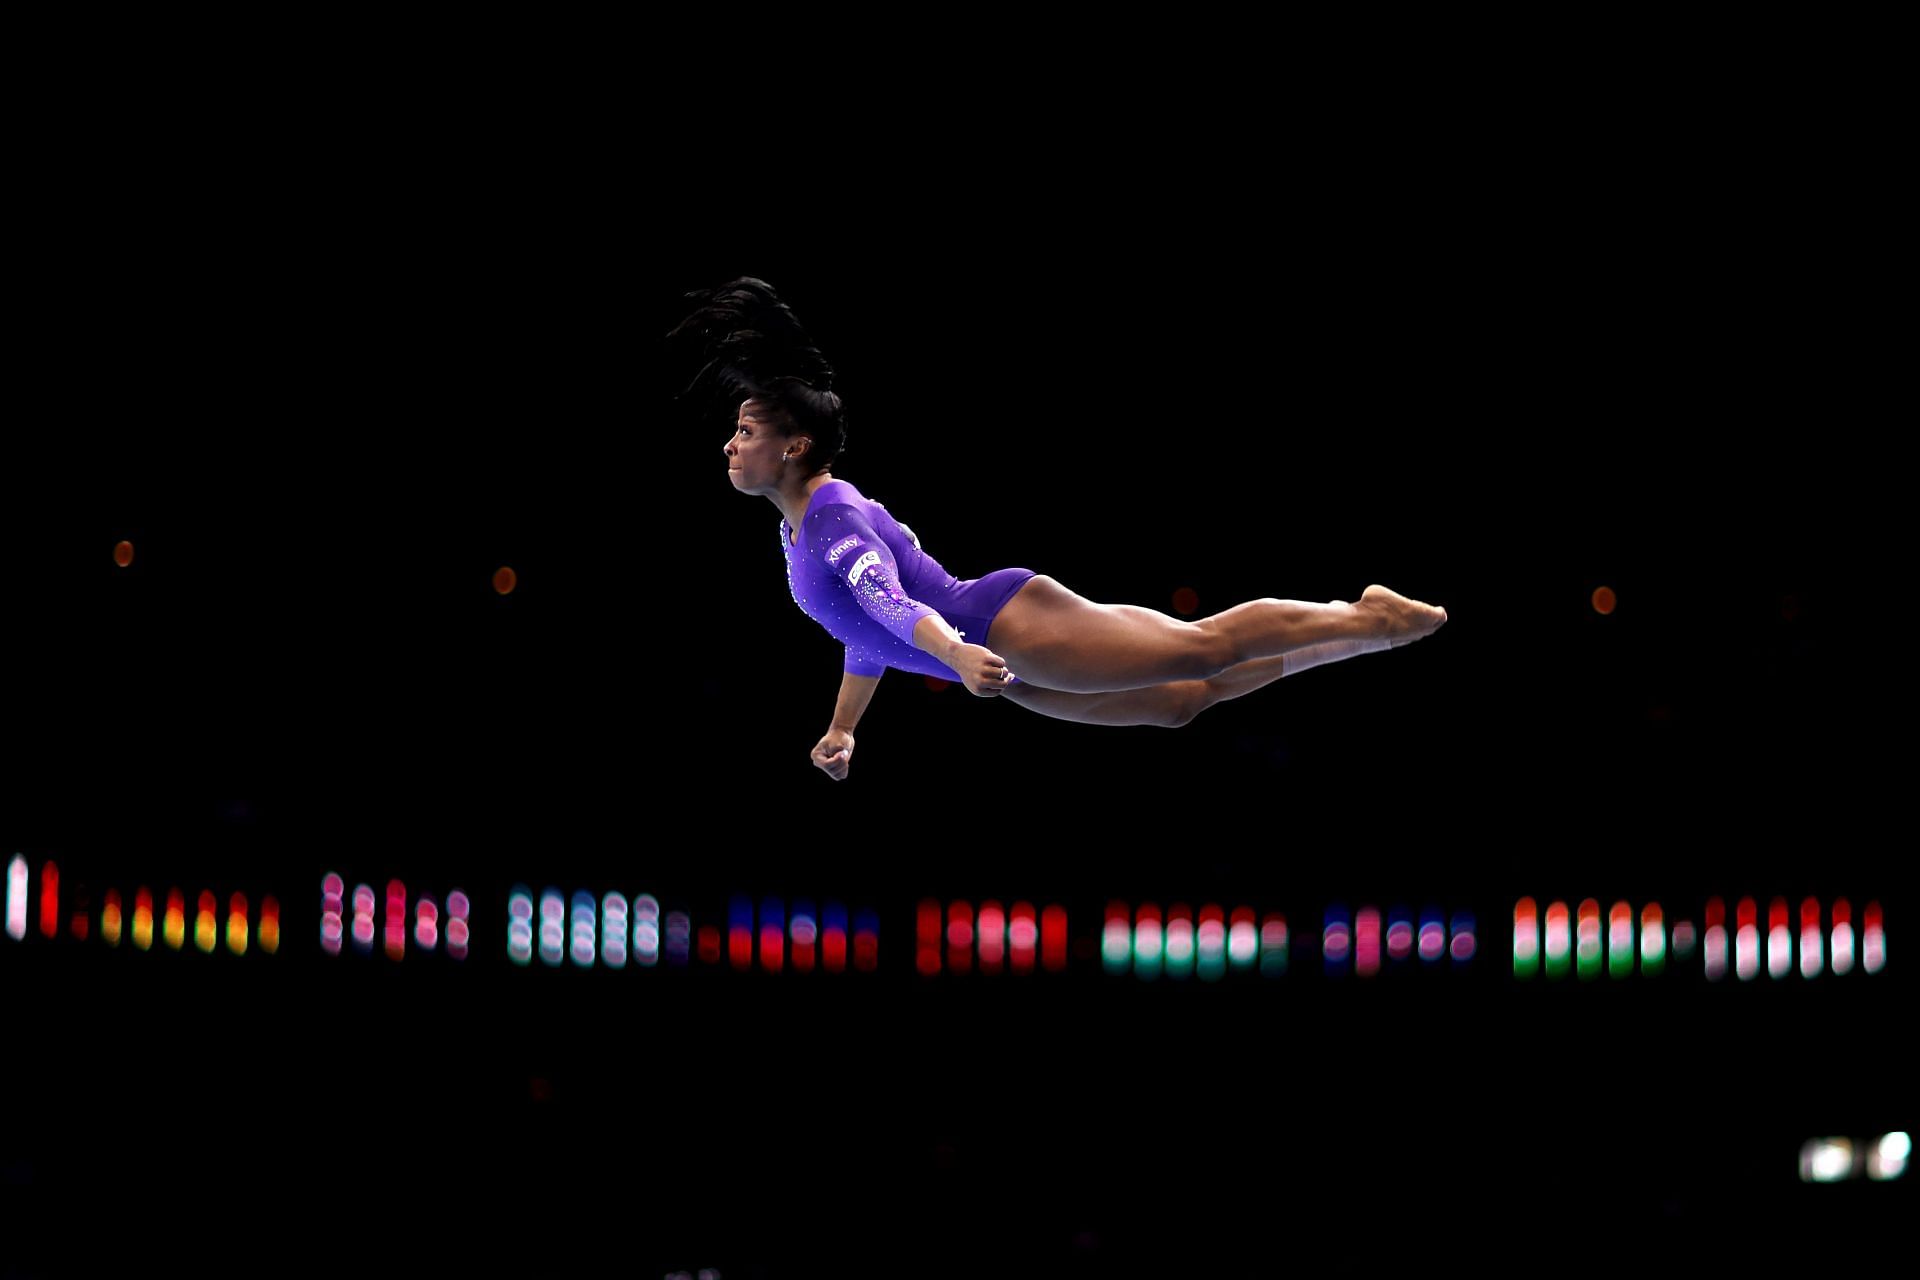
[724,397,803,491]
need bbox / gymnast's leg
[989,576,1446,695]
[998,625,1393,728]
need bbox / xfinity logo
[826,536,861,565]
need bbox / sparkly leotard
[781,479,1038,681]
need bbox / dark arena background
[4,103,1908,1276]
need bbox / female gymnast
[668,278,1447,781]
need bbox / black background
[2,49,1909,1278]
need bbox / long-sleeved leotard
[781,479,1037,682]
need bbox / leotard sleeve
[806,501,940,653]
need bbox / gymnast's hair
[665,277,848,477]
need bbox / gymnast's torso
[781,478,1037,681]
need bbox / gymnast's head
[665,276,849,486]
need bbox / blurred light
[1322,906,1351,974]
[1704,897,1727,982]
[1101,901,1130,976]
[728,896,752,971]
[697,924,722,966]
[1798,898,1822,980]
[853,910,879,972]
[1229,907,1257,969]
[570,890,597,968]
[260,896,281,956]
[39,861,59,939]
[1449,913,1476,963]
[1608,902,1633,980]
[351,884,375,955]
[114,539,135,567]
[819,904,845,974]
[1041,905,1067,973]
[1009,901,1038,975]
[68,893,90,943]
[133,887,155,952]
[415,895,439,954]
[977,900,1005,975]
[1768,897,1790,980]
[1799,1138,1853,1183]
[1197,904,1226,982]
[538,889,564,967]
[1172,586,1200,615]
[385,880,408,962]
[1385,908,1413,963]
[1640,903,1665,976]
[493,566,517,594]
[1576,899,1601,980]
[507,887,534,966]
[1165,904,1195,980]
[945,901,973,976]
[6,855,26,941]
[1259,913,1288,977]
[1735,897,1758,982]
[102,889,123,947]
[600,893,627,969]
[1591,585,1616,615]
[1869,1132,1910,1181]
[1670,920,1696,960]
[1513,898,1539,980]
[1417,909,1445,964]
[226,892,249,956]
[1134,904,1163,980]
[759,897,785,974]
[634,894,662,968]
[1863,902,1885,975]
[1544,901,1570,980]
[321,874,344,957]
[667,909,693,968]
[445,891,467,960]
[1831,898,1854,976]
[916,899,941,977]
[1354,907,1380,978]
[164,888,187,951]
[194,890,217,954]
[790,899,817,974]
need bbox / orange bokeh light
[493,566,517,595]
[1591,585,1616,615]
[113,540,134,568]
[1171,586,1199,616]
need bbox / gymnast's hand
[950,642,1018,697]
[811,727,856,781]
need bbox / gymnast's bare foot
[1356,584,1448,647]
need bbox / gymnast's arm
[812,662,880,781]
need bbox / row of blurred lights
[1800,1132,1909,1183]
[6,857,280,956]
[918,900,1070,976]
[1097,904,1475,980]
[1513,897,1887,981]
[9,860,1892,988]
[319,874,471,960]
[509,889,882,974]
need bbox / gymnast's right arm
[811,668,881,781]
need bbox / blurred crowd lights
[5,855,281,957]
[1513,897,1886,983]
[916,899,1067,977]
[320,874,470,961]
[1799,1132,1909,1183]
[505,886,878,975]
[1321,905,1476,977]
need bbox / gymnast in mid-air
[667,278,1447,781]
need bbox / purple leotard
[781,478,1038,682]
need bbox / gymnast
[667,278,1447,781]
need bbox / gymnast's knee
[1185,619,1240,680]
